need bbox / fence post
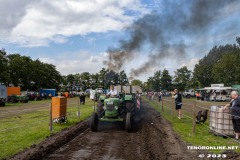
[171,98,174,116]
[49,103,53,133]
[192,102,196,135]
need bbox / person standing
[224,91,240,140]
[151,91,154,100]
[158,92,162,102]
[79,93,86,105]
[172,89,182,119]
[213,90,217,102]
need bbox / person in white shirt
[107,85,118,97]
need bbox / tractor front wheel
[90,112,98,132]
[125,112,131,132]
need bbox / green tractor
[90,85,142,132]
[7,94,29,103]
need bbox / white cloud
[39,51,108,75]
[181,58,199,70]
[0,0,149,47]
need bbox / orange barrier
[7,87,21,96]
[51,96,67,119]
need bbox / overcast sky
[0,0,239,81]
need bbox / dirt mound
[9,121,88,160]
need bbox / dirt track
[47,101,197,160]
[0,99,77,119]
[9,100,239,160]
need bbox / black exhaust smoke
[104,0,238,79]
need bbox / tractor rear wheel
[97,102,104,116]
[125,112,131,132]
[90,112,98,132]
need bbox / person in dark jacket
[172,89,182,119]
[224,91,240,139]
[79,93,86,105]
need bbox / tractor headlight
[114,106,118,110]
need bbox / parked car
[27,92,42,101]
[183,89,195,98]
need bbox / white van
[183,89,195,98]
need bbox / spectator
[136,91,141,99]
[158,92,162,102]
[79,93,86,105]
[213,90,217,102]
[196,92,200,100]
[151,91,154,100]
[205,91,210,101]
[172,89,182,119]
[148,92,152,101]
[224,91,240,140]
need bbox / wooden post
[171,98,174,116]
[49,103,53,133]
[192,102,196,135]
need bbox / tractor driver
[107,85,119,97]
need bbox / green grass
[4,99,52,107]
[145,97,240,154]
[0,98,94,159]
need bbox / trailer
[197,84,232,101]
[0,85,7,106]
[7,87,21,96]
[40,89,56,98]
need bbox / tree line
[1,37,239,92]
[0,49,62,91]
[133,66,192,92]
[0,49,129,92]
[133,37,240,92]
[62,68,129,92]
[193,37,240,87]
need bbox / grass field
[0,97,94,159]
[146,96,240,153]
[3,99,52,107]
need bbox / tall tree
[7,54,33,90]
[152,70,162,91]
[193,44,239,87]
[161,69,172,91]
[98,68,108,88]
[173,66,192,91]
[119,70,129,85]
[80,72,90,90]
[212,52,240,85]
[131,79,142,86]
[0,49,9,84]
